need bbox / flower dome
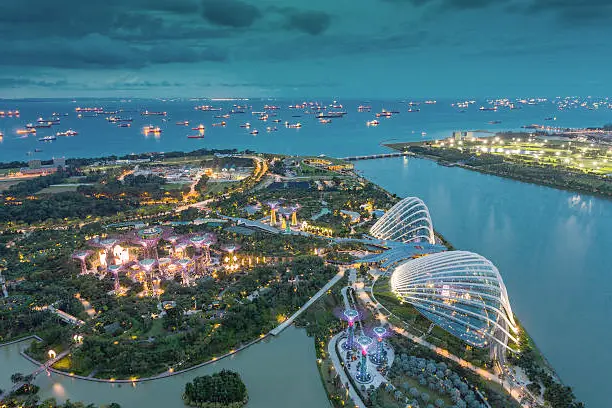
[390,251,518,351]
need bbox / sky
[1,0,612,98]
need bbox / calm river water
[0,327,330,408]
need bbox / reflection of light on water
[567,194,592,214]
[52,382,65,397]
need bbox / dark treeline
[183,370,247,407]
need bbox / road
[327,333,367,408]
[269,269,345,336]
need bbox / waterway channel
[0,327,330,408]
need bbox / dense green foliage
[183,370,247,407]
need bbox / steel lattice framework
[370,197,435,244]
[390,251,519,351]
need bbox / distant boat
[407,109,420,113]
[56,129,78,137]
[319,118,332,124]
[212,121,226,127]
[366,120,379,127]
[240,123,251,128]
[250,129,259,135]
[187,135,205,139]
[192,124,206,131]
[39,135,57,142]
[479,106,498,111]
[141,110,167,116]
[285,122,302,129]
[488,120,502,124]
[176,121,190,126]
[118,123,131,128]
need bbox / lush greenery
[183,370,247,407]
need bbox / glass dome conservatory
[370,197,435,244]
[390,250,519,351]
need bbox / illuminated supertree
[267,201,280,226]
[370,326,388,365]
[190,233,216,265]
[343,309,360,350]
[278,208,293,233]
[158,257,172,278]
[289,204,300,226]
[222,244,241,271]
[176,258,194,286]
[72,250,91,274]
[131,226,165,259]
[165,234,183,257]
[108,264,123,292]
[88,238,118,268]
[356,335,374,383]
[139,258,157,296]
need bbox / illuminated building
[390,250,519,351]
[370,196,435,244]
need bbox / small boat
[366,120,379,127]
[319,118,332,124]
[424,100,437,104]
[214,114,230,119]
[488,120,502,124]
[118,123,131,128]
[27,122,52,129]
[212,121,226,127]
[479,106,497,111]
[358,105,371,112]
[141,110,167,116]
[56,129,78,137]
[273,119,282,123]
[240,123,251,128]
[407,108,420,113]
[250,129,259,135]
[39,135,57,142]
[192,124,206,131]
[187,135,205,139]
[34,148,42,152]
[285,122,302,129]
[176,121,190,126]
[16,128,36,135]
[544,117,556,121]
[375,110,392,118]
[266,126,278,132]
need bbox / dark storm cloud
[1,36,227,69]
[524,0,612,22]
[381,0,503,8]
[201,0,261,28]
[0,78,68,88]
[283,10,332,35]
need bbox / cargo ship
[39,135,57,142]
[192,124,206,131]
[141,110,167,116]
[187,134,205,139]
[56,129,78,137]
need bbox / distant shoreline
[384,141,612,200]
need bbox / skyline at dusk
[2,0,612,98]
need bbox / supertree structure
[266,201,280,226]
[176,258,194,286]
[108,264,123,292]
[139,258,157,296]
[370,326,388,365]
[158,257,172,278]
[343,309,360,350]
[72,250,92,274]
[189,233,216,265]
[131,226,165,260]
[88,237,118,268]
[289,204,300,226]
[221,244,241,271]
[164,234,184,257]
[278,208,293,233]
[356,335,374,383]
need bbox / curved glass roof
[390,250,518,351]
[370,197,435,244]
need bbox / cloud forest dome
[370,197,435,245]
[390,251,519,351]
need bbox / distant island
[183,370,248,408]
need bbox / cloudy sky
[1,0,611,98]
